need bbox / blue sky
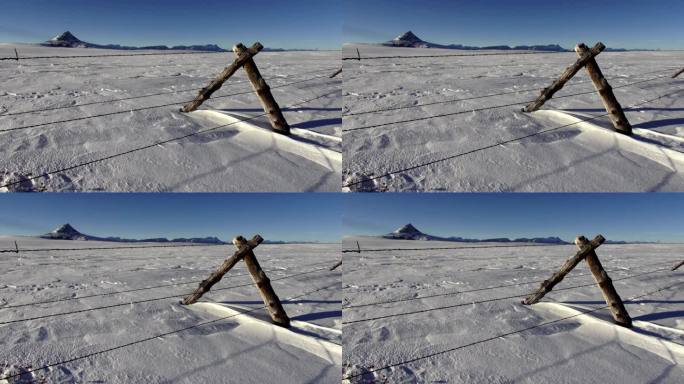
[344,194,684,243]
[0,0,340,49]
[0,193,341,242]
[344,0,684,50]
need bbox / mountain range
[380,31,631,52]
[40,223,227,244]
[382,223,631,244]
[39,31,304,52]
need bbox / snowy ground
[0,44,341,192]
[342,236,684,383]
[342,44,684,191]
[0,236,341,383]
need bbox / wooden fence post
[14,48,19,62]
[329,260,342,271]
[329,68,342,78]
[673,68,684,79]
[522,234,605,305]
[233,43,290,135]
[181,235,263,305]
[575,236,632,327]
[233,236,290,327]
[181,42,263,113]
[523,42,606,112]
[673,260,684,271]
[575,44,632,135]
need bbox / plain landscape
[0,33,342,192]
[0,227,341,383]
[342,32,684,192]
[342,227,684,383]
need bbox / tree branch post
[522,234,606,305]
[522,42,606,112]
[233,236,290,327]
[673,260,684,271]
[181,235,264,305]
[181,42,263,113]
[575,236,632,327]
[233,43,290,135]
[575,43,632,135]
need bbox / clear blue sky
[344,0,684,50]
[0,193,341,243]
[0,0,340,50]
[344,194,684,243]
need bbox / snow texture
[343,236,684,383]
[0,44,341,192]
[343,44,684,192]
[0,236,341,383]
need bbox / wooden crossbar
[181,234,263,305]
[181,42,263,113]
[522,234,633,328]
[575,43,632,135]
[673,68,684,79]
[522,42,605,112]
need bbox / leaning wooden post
[673,68,684,79]
[329,68,342,78]
[673,260,684,271]
[181,42,263,113]
[14,48,19,62]
[575,43,632,135]
[233,236,290,327]
[575,236,632,327]
[522,234,605,305]
[233,43,290,135]
[523,42,606,112]
[182,235,263,305]
[329,260,342,271]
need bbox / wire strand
[343,88,682,188]
[0,86,340,190]
[343,280,684,381]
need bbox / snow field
[343,44,684,192]
[0,236,342,383]
[0,45,341,192]
[342,237,684,383]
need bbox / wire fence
[342,280,684,381]
[342,50,569,61]
[1,85,340,190]
[342,266,678,321]
[0,280,339,382]
[343,88,682,189]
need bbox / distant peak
[395,223,420,234]
[52,223,80,234]
[51,31,81,43]
[394,31,422,43]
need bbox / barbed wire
[343,50,569,61]
[343,280,684,381]
[342,75,670,132]
[0,86,340,190]
[0,67,337,118]
[341,243,568,253]
[0,263,335,325]
[343,260,678,309]
[0,70,338,133]
[0,259,337,310]
[341,266,677,324]
[343,68,677,117]
[343,88,682,188]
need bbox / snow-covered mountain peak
[51,31,81,43]
[394,31,423,43]
[44,223,89,240]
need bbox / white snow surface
[342,44,684,191]
[342,236,684,383]
[0,44,341,191]
[0,236,341,383]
